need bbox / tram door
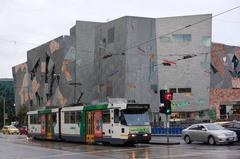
[46,114,53,139]
[86,111,94,143]
[40,114,46,136]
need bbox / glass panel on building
[172,34,191,42]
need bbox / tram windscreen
[121,104,150,126]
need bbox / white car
[182,123,238,145]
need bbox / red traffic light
[164,92,173,101]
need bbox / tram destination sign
[127,104,149,109]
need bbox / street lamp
[3,95,6,126]
[0,90,6,126]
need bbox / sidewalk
[149,135,181,145]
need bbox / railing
[151,127,183,136]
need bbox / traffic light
[159,90,173,114]
[160,89,167,103]
[164,100,172,114]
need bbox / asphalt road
[0,133,240,159]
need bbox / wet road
[0,133,240,159]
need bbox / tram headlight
[143,133,148,137]
[128,134,136,138]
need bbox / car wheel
[208,136,216,145]
[184,135,192,144]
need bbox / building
[13,21,99,113]
[210,43,240,120]
[13,14,212,121]
[156,14,212,121]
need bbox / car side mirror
[201,128,206,131]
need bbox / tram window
[37,115,41,124]
[30,114,39,124]
[114,109,120,123]
[70,112,76,123]
[52,113,57,123]
[76,111,81,123]
[120,112,127,125]
[30,115,33,124]
[64,112,70,123]
[103,110,110,123]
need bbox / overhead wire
[0,38,37,45]
[76,5,240,72]
[6,5,240,75]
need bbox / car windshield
[205,124,225,130]
[121,111,150,126]
[9,126,16,128]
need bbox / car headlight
[232,132,237,137]
[217,133,226,138]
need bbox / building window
[159,36,171,43]
[172,34,191,42]
[169,88,177,93]
[108,28,115,43]
[178,88,191,93]
[201,36,211,47]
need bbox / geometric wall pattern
[13,21,98,113]
[13,36,77,111]
[13,15,212,116]
[210,43,240,118]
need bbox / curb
[149,142,180,145]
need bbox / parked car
[19,126,28,135]
[1,125,20,135]
[182,123,238,145]
[216,121,240,141]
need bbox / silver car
[182,123,238,145]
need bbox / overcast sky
[0,0,240,78]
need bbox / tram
[27,99,151,145]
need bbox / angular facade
[13,21,99,112]
[210,43,240,120]
[94,16,159,110]
[156,14,212,121]
[13,14,212,121]
[12,62,29,113]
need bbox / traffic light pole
[166,114,169,144]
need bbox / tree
[0,80,15,126]
[208,108,216,121]
[17,105,28,126]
